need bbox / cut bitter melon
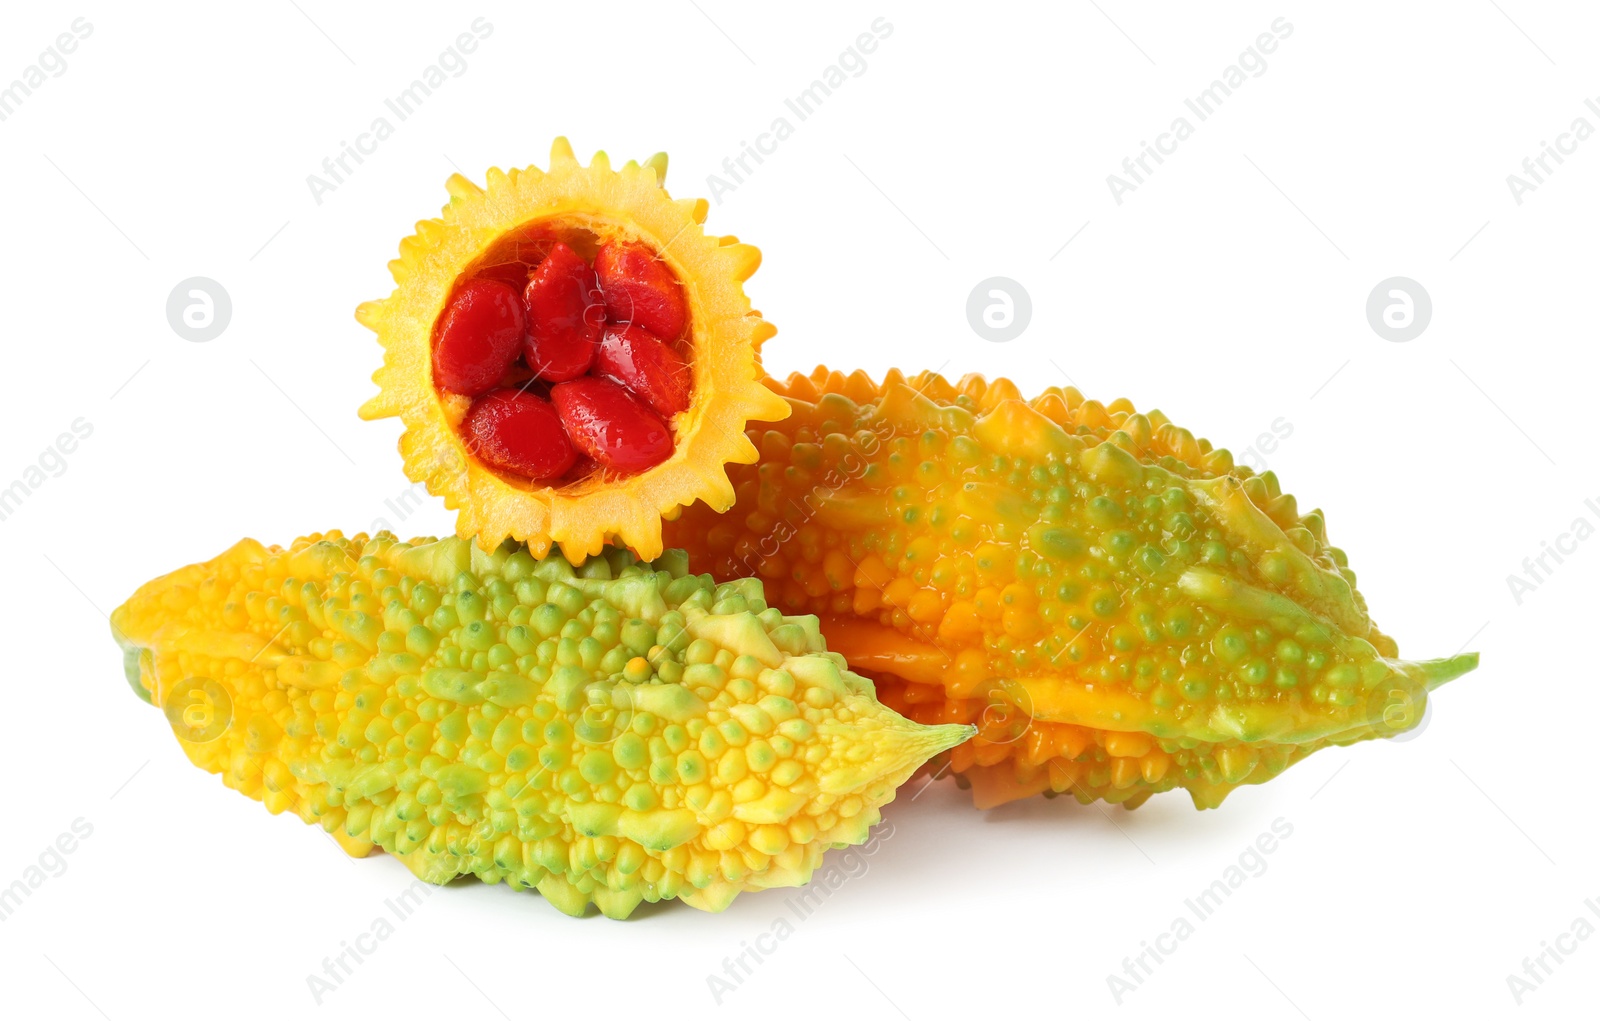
[664,368,1478,809]
[111,531,970,917]
[358,137,789,563]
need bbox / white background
[0,2,1594,1018]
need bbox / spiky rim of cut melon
[357,137,790,562]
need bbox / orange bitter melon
[663,368,1478,809]
[111,531,970,917]
[358,137,789,563]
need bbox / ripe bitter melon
[111,531,970,917]
[663,368,1478,809]
[358,137,789,563]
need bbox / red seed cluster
[432,241,691,483]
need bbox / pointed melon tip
[1418,650,1479,691]
[897,723,976,781]
[936,723,979,754]
[894,722,974,765]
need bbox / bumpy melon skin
[111,531,969,918]
[663,368,1478,810]
[357,137,790,563]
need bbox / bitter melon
[663,368,1477,809]
[110,531,969,917]
[358,137,790,563]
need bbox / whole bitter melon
[664,368,1477,809]
[111,530,970,917]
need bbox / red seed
[523,243,604,382]
[595,324,692,418]
[551,377,674,474]
[564,452,601,483]
[594,242,687,340]
[432,279,527,396]
[460,388,577,482]
[473,261,533,291]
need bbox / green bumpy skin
[111,531,970,918]
[664,368,1479,809]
